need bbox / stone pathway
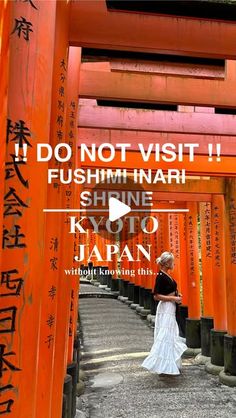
[79,282,115,299]
[77,285,236,418]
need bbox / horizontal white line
[43,208,189,213]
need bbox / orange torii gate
[69,0,236,59]
[70,0,236,392]
[80,176,229,372]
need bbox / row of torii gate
[1,1,236,418]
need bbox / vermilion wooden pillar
[186,202,201,318]
[157,213,170,255]
[225,181,236,336]
[176,213,189,338]
[1,1,57,417]
[35,2,70,418]
[211,195,227,330]
[138,229,148,289]
[133,222,142,288]
[179,214,188,306]
[50,1,72,415]
[204,195,227,369]
[65,46,81,365]
[0,0,11,269]
[105,229,116,276]
[36,1,70,417]
[94,232,103,267]
[127,227,135,285]
[143,214,157,291]
[150,228,158,292]
[198,202,214,360]
[199,202,214,317]
[185,202,201,348]
[219,179,236,384]
[120,219,130,282]
[169,214,181,288]
[110,232,119,275]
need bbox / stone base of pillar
[133,285,140,304]
[183,348,201,357]
[185,318,201,348]
[92,281,100,287]
[79,264,85,277]
[118,279,125,296]
[201,316,214,357]
[139,287,145,307]
[76,380,85,396]
[224,334,236,376]
[136,305,144,314]
[99,266,109,286]
[92,266,99,281]
[125,299,133,306]
[107,274,112,289]
[67,362,78,418]
[73,332,80,382]
[62,394,67,418]
[210,329,226,367]
[111,278,119,292]
[79,369,85,381]
[130,303,139,311]
[118,295,128,302]
[128,282,135,302]
[143,289,151,309]
[205,361,223,376]
[98,284,107,289]
[194,354,210,365]
[179,305,188,338]
[63,374,72,418]
[130,303,139,310]
[147,313,156,326]
[119,279,129,297]
[150,294,157,315]
[139,307,151,319]
[219,370,236,387]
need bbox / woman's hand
[171,295,182,304]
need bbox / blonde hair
[156,251,174,268]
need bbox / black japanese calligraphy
[4,186,28,217]
[0,307,17,334]
[0,269,23,297]
[0,344,21,378]
[5,154,29,188]
[6,119,32,147]
[2,225,26,249]
[11,16,33,41]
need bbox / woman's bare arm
[153,293,182,303]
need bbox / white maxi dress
[141,273,187,375]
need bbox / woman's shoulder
[156,271,168,279]
[155,271,169,285]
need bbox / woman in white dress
[141,252,187,375]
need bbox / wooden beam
[81,190,212,202]
[79,66,236,108]
[69,0,236,59]
[81,178,225,194]
[78,128,236,156]
[77,201,189,210]
[81,61,224,79]
[80,150,236,176]
[77,105,236,137]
